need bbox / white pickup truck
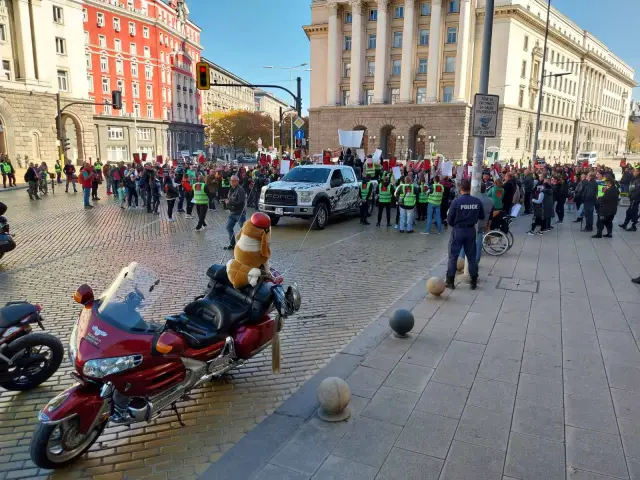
[259,164,377,229]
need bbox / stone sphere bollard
[456,258,465,272]
[317,377,351,422]
[426,277,446,296]
[389,309,414,337]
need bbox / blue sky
[187,0,639,111]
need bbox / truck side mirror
[330,178,343,188]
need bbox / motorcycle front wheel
[0,333,64,391]
[30,418,107,469]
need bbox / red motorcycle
[30,262,300,469]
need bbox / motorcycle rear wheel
[30,418,107,469]
[0,333,64,391]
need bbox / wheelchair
[482,211,515,256]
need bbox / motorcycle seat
[0,303,38,328]
[183,299,249,335]
[176,314,225,349]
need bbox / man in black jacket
[593,177,619,238]
[582,173,598,232]
[24,162,40,200]
[619,168,640,231]
[522,170,534,214]
[223,175,246,250]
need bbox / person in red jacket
[79,161,94,209]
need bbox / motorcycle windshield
[97,262,165,333]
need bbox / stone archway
[408,125,426,160]
[0,116,7,157]
[380,125,396,158]
[60,112,85,164]
[353,125,368,154]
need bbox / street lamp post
[429,135,436,174]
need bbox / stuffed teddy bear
[226,212,271,289]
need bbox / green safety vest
[399,184,416,207]
[360,182,371,199]
[55,163,61,173]
[1,163,10,174]
[597,182,607,198]
[95,162,103,170]
[193,183,208,204]
[378,184,393,203]
[418,184,430,203]
[428,183,444,205]
[222,178,230,187]
[364,162,376,176]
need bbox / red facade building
[84,0,203,162]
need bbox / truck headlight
[298,192,312,203]
[83,355,143,378]
[260,187,266,202]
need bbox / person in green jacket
[487,178,505,210]
[192,175,209,231]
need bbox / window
[368,33,377,49]
[132,82,139,98]
[100,55,108,71]
[102,77,109,93]
[98,34,106,47]
[108,127,124,140]
[114,39,121,52]
[420,2,431,15]
[129,22,135,35]
[392,59,401,76]
[137,128,151,141]
[443,86,453,103]
[145,64,152,79]
[55,37,66,55]
[131,62,138,76]
[391,88,400,104]
[394,5,404,18]
[53,6,63,24]
[107,145,128,162]
[446,27,457,44]
[82,8,87,22]
[0,24,7,42]
[345,12,352,24]
[104,104,111,115]
[343,62,351,78]
[344,35,352,51]
[365,89,374,105]
[130,43,136,55]
[117,79,124,95]
[116,58,123,74]
[416,87,427,104]
[367,61,375,76]
[418,58,428,74]
[523,35,529,51]
[393,31,402,48]
[97,12,104,27]
[517,117,522,128]
[521,60,527,78]
[143,26,149,38]
[2,60,11,80]
[57,70,68,91]
[444,56,455,73]
[144,46,150,58]
[87,74,93,92]
[369,8,377,21]
[85,53,91,69]
[419,29,429,46]
[146,84,152,98]
[515,138,520,149]
[162,87,166,101]
[449,0,459,13]
[518,87,524,107]
[342,90,350,105]
[113,17,120,31]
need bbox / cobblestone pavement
[0,186,450,480]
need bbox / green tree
[204,110,272,153]
[628,120,640,152]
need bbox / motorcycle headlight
[45,392,70,412]
[68,323,78,365]
[298,192,312,204]
[83,355,143,379]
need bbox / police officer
[446,179,485,290]
[359,175,373,225]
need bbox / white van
[577,151,598,166]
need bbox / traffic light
[111,90,122,110]
[196,62,210,90]
[62,137,70,151]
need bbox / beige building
[255,89,289,122]
[304,0,636,162]
[0,0,94,165]
[201,58,255,114]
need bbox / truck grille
[265,190,297,206]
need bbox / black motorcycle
[0,302,64,391]
[0,202,16,261]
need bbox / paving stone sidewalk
[205,212,640,480]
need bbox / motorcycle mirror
[73,284,94,309]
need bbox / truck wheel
[311,203,328,230]
[269,215,280,226]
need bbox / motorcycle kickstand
[171,402,185,427]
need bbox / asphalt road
[0,186,450,480]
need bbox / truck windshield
[282,168,330,183]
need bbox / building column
[426,0,443,102]
[453,0,471,102]
[349,0,365,105]
[326,1,342,105]
[575,62,585,120]
[373,0,390,103]
[13,0,36,80]
[399,0,417,102]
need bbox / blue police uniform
[446,193,485,282]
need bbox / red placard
[133,153,141,164]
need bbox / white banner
[338,129,365,148]
[280,159,291,175]
[392,166,402,180]
[372,149,382,163]
[356,149,365,161]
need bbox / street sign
[472,93,499,138]
[295,129,305,140]
[293,117,305,129]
